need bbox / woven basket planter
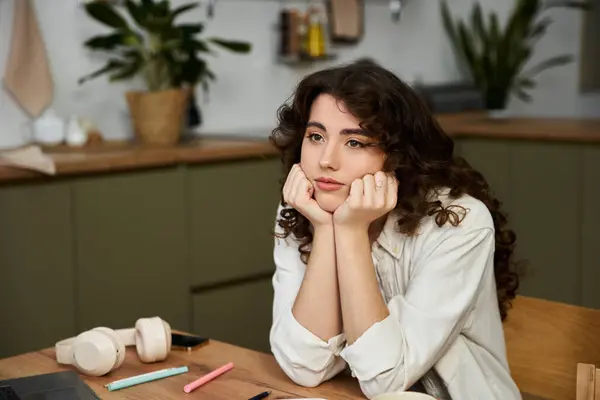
[126,88,189,146]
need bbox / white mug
[372,392,437,400]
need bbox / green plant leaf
[487,13,500,68]
[84,2,130,30]
[160,26,184,41]
[507,45,532,84]
[525,54,573,76]
[144,16,166,32]
[528,17,551,42]
[504,0,540,47]
[109,57,144,81]
[515,76,536,89]
[154,0,170,17]
[206,68,216,81]
[172,2,199,19]
[488,13,500,45]
[160,39,183,51]
[543,1,591,10]
[121,49,143,60]
[78,59,127,85]
[513,85,533,102]
[162,50,183,86]
[470,2,487,53]
[440,1,459,50]
[208,38,252,53]
[181,54,206,85]
[177,23,204,36]
[185,39,212,53]
[83,32,128,50]
[201,79,209,94]
[456,22,482,83]
[125,0,148,28]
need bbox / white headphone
[55,316,172,377]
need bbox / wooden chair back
[577,363,600,400]
[503,296,600,400]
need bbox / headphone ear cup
[71,330,119,376]
[134,317,171,363]
[93,327,126,369]
[163,319,172,353]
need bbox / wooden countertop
[1,113,600,183]
[0,137,279,183]
[437,112,600,142]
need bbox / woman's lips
[315,178,344,191]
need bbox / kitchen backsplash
[0,0,597,149]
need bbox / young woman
[268,59,521,400]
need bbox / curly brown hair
[269,59,520,322]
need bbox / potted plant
[440,0,588,114]
[79,0,251,145]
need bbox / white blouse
[269,191,522,400]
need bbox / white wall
[0,0,597,149]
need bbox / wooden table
[0,339,364,399]
[0,338,550,399]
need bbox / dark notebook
[0,371,99,400]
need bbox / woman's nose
[319,143,340,170]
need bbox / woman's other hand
[333,171,398,230]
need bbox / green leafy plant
[79,0,251,92]
[440,0,589,110]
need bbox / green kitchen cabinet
[192,278,274,353]
[508,141,582,304]
[0,181,76,358]
[188,157,282,289]
[455,137,583,305]
[73,167,190,333]
[581,146,600,309]
[454,138,512,210]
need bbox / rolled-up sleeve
[269,209,347,387]
[339,227,494,398]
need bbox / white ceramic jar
[32,109,65,145]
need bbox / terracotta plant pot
[126,88,189,146]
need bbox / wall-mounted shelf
[277,53,337,65]
[205,0,406,22]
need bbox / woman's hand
[333,171,398,230]
[283,164,333,228]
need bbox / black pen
[248,390,271,400]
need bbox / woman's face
[300,93,386,213]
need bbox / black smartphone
[171,333,209,351]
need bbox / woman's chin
[315,193,345,214]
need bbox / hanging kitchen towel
[3,0,54,118]
[0,145,56,175]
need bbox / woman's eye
[308,133,324,142]
[347,139,365,148]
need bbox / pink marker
[183,362,234,393]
